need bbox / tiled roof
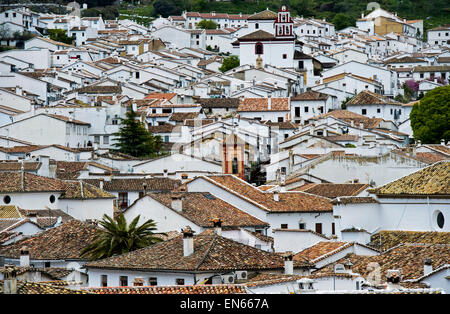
[87,285,246,294]
[0,220,98,260]
[83,178,181,192]
[244,273,303,287]
[346,91,401,106]
[59,181,115,199]
[0,205,22,219]
[310,109,367,121]
[330,197,379,205]
[147,124,177,133]
[0,172,66,193]
[238,30,275,41]
[0,161,41,171]
[291,91,329,101]
[0,280,90,294]
[144,92,177,101]
[368,230,450,251]
[296,183,369,199]
[85,234,284,272]
[247,10,277,20]
[371,161,450,197]
[169,112,199,122]
[313,243,450,283]
[75,85,122,94]
[198,98,239,108]
[238,98,290,112]
[145,192,269,228]
[293,241,354,265]
[202,175,333,213]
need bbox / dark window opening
[3,195,11,204]
[101,275,108,287]
[119,276,128,287]
[176,278,185,285]
[315,223,322,234]
[281,224,288,229]
[437,212,445,229]
[149,277,157,286]
[255,42,263,55]
[232,157,238,174]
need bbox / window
[255,42,263,55]
[298,61,304,69]
[118,192,128,209]
[176,278,185,285]
[282,54,287,59]
[119,276,128,286]
[281,224,288,229]
[299,223,306,229]
[304,106,309,113]
[135,72,140,79]
[66,124,70,135]
[377,108,381,113]
[284,134,289,139]
[232,157,238,174]
[164,135,169,142]
[362,109,367,115]
[149,277,157,286]
[295,107,300,117]
[45,262,51,268]
[162,108,172,114]
[278,117,284,122]
[255,23,259,29]
[101,275,108,287]
[94,136,100,144]
[103,136,109,145]
[437,211,445,229]
[49,195,56,203]
[332,223,335,235]
[3,195,11,204]
[315,223,322,234]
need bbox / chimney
[283,251,294,275]
[20,246,30,267]
[273,189,279,202]
[3,267,17,294]
[440,139,445,146]
[163,169,168,178]
[99,180,104,190]
[181,174,188,184]
[211,218,222,236]
[171,195,183,212]
[142,181,148,195]
[267,94,272,110]
[289,149,294,173]
[182,226,195,256]
[424,258,433,276]
[15,86,23,96]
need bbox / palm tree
[81,214,166,261]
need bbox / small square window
[176,278,185,285]
[282,54,287,59]
[149,277,157,286]
[281,224,288,229]
[101,275,108,287]
[362,109,367,115]
[119,276,128,287]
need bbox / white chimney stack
[267,94,272,110]
[171,195,183,212]
[212,218,222,236]
[163,169,168,178]
[182,226,195,257]
[283,251,294,275]
[424,258,433,276]
[20,246,30,267]
[273,190,279,202]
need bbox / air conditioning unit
[235,271,247,280]
[222,274,235,284]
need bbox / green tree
[219,55,240,73]
[410,85,450,144]
[332,13,354,30]
[80,214,165,260]
[47,29,74,45]
[196,19,218,29]
[112,109,162,157]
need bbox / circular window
[3,195,11,204]
[49,195,56,203]
[437,211,445,229]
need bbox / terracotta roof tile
[0,220,99,260]
[371,161,450,197]
[87,284,246,294]
[295,183,369,199]
[146,192,269,228]
[85,234,285,272]
[202,175,332,213]
[368,230,450,251]
[238,98,290,112]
